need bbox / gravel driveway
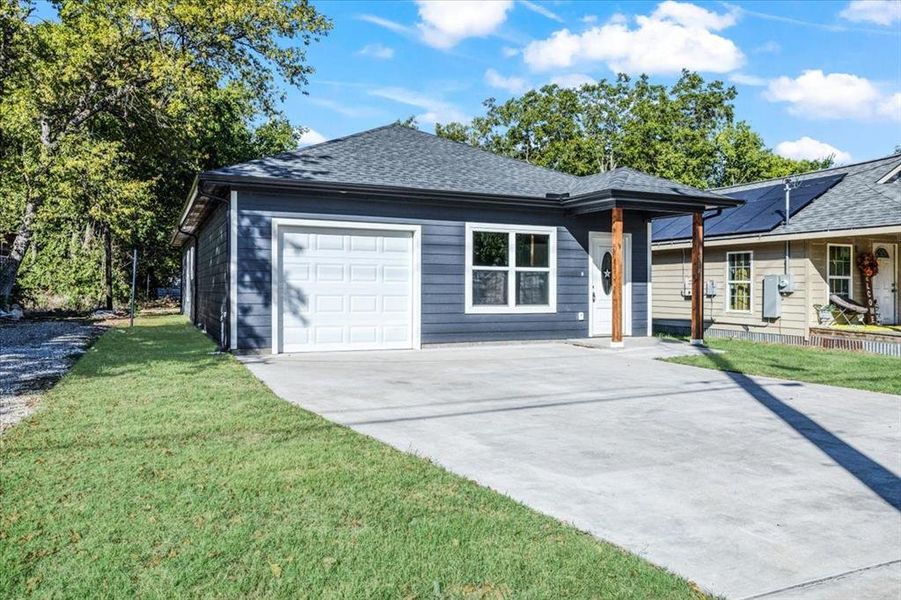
[0,320,103,431]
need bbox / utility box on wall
[762,275,782,319]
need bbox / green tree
[436,71,832,190]
[0,0,330,305]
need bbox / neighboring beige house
[652,155,901,344]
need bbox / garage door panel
[350,265,378,281]
[278,225,415,352]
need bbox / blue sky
[287,0,901,164]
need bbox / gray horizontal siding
[193,203,228,346]
[234,190,649,350]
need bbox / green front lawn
[664,337,901,395]
[1,315,703,598]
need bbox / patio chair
[828,294,869,326]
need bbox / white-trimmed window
[726,251,752,312]
[464,223,557,314]
[827,244,853,299]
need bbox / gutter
[652,224,901,250]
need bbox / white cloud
[651,0,738,30]
[519,0,564,23]
[775,137,852,163]
[581,15,598,24]
[357,43,395,59]
[308,97,383,118]
[765,70,901,121]
[369,86,467,124]
[729,73,767,86]
[522,1,744,75]
[298,128,327,147]
[753,40,781,54]
[485,69,528,93]
[840,0,901,26]
[501,46,519,58]
[551,73,595,88]
[357,14,413,35]
[415,0,514,49]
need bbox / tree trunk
[0,196,38,304]
[103,226,113,310]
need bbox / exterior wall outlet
[577,312,585,321]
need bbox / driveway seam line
[737,558,901,599]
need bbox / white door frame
[270,217,422,354]
[872,241,898,324]
[588,231,632,337]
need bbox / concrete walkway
[242,340,901,599]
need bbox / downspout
[702,208,723,329]
[783,179,793,276]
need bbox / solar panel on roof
[651,173,845,242]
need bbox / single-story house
[652,154,901,344]
[172,124,738,353]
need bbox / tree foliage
[436,72,833,190]
[0,0,330,307]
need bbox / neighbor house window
[465,223,556,313]
[726,251,752,312]
[828,244,853,299]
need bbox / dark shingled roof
[203,123,727,202]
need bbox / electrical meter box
[705,280,717,297]
[762,275,782,319]
[777,273,795,294]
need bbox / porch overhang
[561,189,741,217]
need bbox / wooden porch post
[690,211,704,346]
[611,207,624,347]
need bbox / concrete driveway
[242,340,901,599]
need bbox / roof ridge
[713,154,901,191]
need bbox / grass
[664,337,901,395]
[1,315,704,599]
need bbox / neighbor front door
[589,232,631,336]
[873,243,897,325]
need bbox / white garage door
[277,225,415,352]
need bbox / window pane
[829,278,850,299]
[516,271,549,305]
[728,253,751,282]
[472,231,508,267]
[829,246,851,277]
[515,233,549,268]
[472,270,508,305]
[729,283,751,311]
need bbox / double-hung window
[726,251,752,312]
[827,244,853,299]
[465,223,557,313]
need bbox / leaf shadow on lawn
[702,351,901,512]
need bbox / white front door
[277,225,415,352]
[589,233,631,336]
[873,243,897,325]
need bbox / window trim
[464,222,557,314]
[724,250,753,314]
[827,243,854,300]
